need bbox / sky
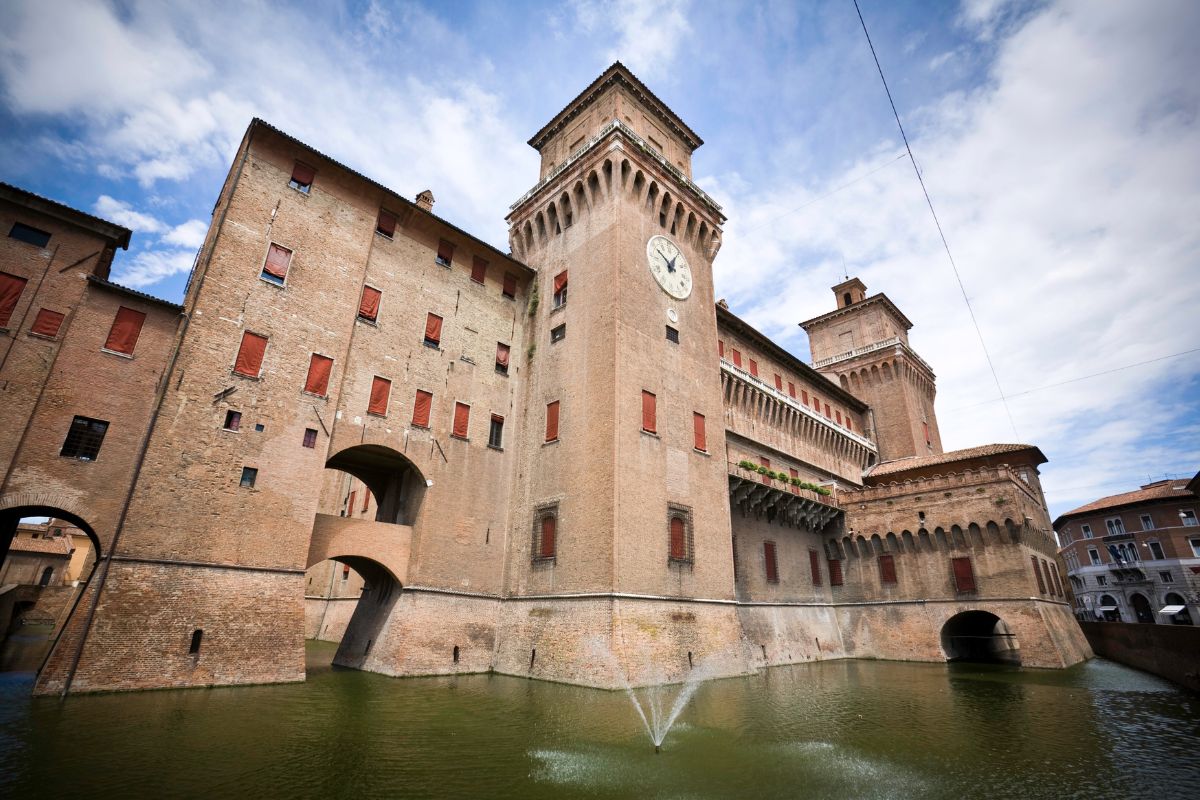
[1,0,1197,518]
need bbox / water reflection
[1,644,1197,799]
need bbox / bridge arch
[940,610,1021,665]
[324,444,427,526]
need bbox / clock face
[646,235,693,300]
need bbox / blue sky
[2,0,1197,517]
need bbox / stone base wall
[736,603,849,668]
[304,597,358,642]
[1079,620,1200,693]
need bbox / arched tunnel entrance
[941,610,1021,665]
[323,556,401,672]
[324,445,426,526]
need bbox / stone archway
[940,610,1021,665]
[1130,593,1154,624]
[325,444,427,526]
[322,556,402,673]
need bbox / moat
[2,642,1197,799]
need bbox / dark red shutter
[553,270,568,293]
[263,243,291,279]
[304,354,333,396]
[749,359,759,377]
[641,391,656,433]
[1041,559,1054,596]
[0,271,28,327]
[359,286,381,321]
[376,209,396,237]
[368,377,391,415]
[233,331,267,377]
[788,381,796,398]
[362,490,371,512]
[413,390,432,427]
[545,401,559,441]
[693,412,706,451]
[759,456,770,484]
[732,349,742,368]
[809,549,822,586]
[836,411,842,424]
[879,555,897,584]
[1032,555,1046,593]
[436,239,454,264]
[471,256,488,283]
[291,161,315,186]
[669,517,686,560]
[824,403,831,418]
[453,402,470,438]
[424,312,443,345]
[847,419,853,431]
[764,542,778,583]
[540,516,556,558]
[774,374,783,391]
[718,340,724,358]
[802,390,809,405]
[347,491,356,515]
[496,342,510,369]
[828,558,844,586]
[952,557,976,592]
[105,306,147,355]
[503,272,517,298]
[1051,563,1063,597]
[31,308,65,338]
[789,468,799,493]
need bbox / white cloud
[112,248,196,289]
[162,219,208,250]
[572,0,691,81]
[93,195,165,233]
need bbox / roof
[1054,478,1196,526]
[527,62,703,152]
[798,293,914,333]
[10,536,72,556]
[0,182,132,249]
[716,303,868,412]
[247,119,535,275]
[88,275,183,311]
[866,443,1046,479]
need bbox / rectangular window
[1149,541,1165,560]
[641,390,656,434]
[952,557,976,592]
[489,414,504,449]
[1088,547,1101,565]
[496,342,510,375]
[303,354,333,397]
[1081,524,1093,539]
[289,161,315,193]
[436,239,454,267]
[1189,538,1200,557]
[413,389,433,427]
[342,564,350,580]
[1105,517,1125,536]
[731,349,742,368]
[835,410,842,425]
[665,325,679,343]
[669,516,688,562]
[452,402,470,439]
[537,514,557,560]
[347,491,356,516]
[718,340,724,358]
[693,412,706,452]
[802,390,809,405]
[233,331,268,377]
[847,419,853,432]
[749,359,759,377]
[30,308,65,338]
[103,306,147,356]
[824,403,831,418]
[545,400,559,442]
[1050,563,1063,597]
[1096,575,1107,586]
[368,376,391,416]
[424,312,443,347]
[1160,571,1173,583]
[1032,555,1047,593]
[809,549,822,586]
[1140,514,1154,531]
[60,415,109,460]
[787,381,796,398]
[759,456,770,484]
[502,272,517,299]
[550,323,566,343]
[0,271,29,327]
[1042,559,1055,596]
[1182,510,1198,527]
[789,468,799,493]
[9,222,51,248]
[471,256,488,284]
[828,558,844,586]
[358,286,381,322]
[774,374,783,391]
[923,421,930,444]
[878,554,897,584]
[223,410,242,431]
[261,243,292,285]
[240,466,258,488]
[764,541,779,583]
[552,270,568,308]
[376,209,396,238]
[303,428,317,448]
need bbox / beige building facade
[0,63,1088,695]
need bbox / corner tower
[800,277,942,462]
[501,63,747,686]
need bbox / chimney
[717,298,729,310]
[415,190,435,211]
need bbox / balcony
[727,461,841,532]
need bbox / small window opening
[9,222,52,248]
[302,428,318,448]
[189,629,203,655]
[240,466,258,488]
[39,566,54,587]
[550,323,566,343]
[842,292,852,307]
[530,649,537,670]
[687,651,693,669]
[223,410,242,431]
[453,645,460,664]
[60,415,109,461]
[665,325,679,343]
[489,414,504,449]
[289,161,314,193]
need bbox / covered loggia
[940,610,1021,665]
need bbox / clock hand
[666,254,677,273]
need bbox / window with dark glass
[550,323,566,343]
[8,222,51,248]
[436,239,454,267]
[289,161,315,193]
[489,414,504,449]
[552,270,568,308]
[240,466,258,488]
[302,428,318,448]
[665,325,678,343]
[223,410,242,431]
[60,416,108,461]
[260,243,292,285]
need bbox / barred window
[60,416,109,461]
[533,504,558,562]
[667,505,694,565]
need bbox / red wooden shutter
[1031,555,1046,593]
[496,342,510,369]
[813,396,820,411]
[828,558,844,586]
[764,542,779,583]
[304,354,333,396]
[362,490,371,512]
[774,374,783,391]
[1041,559,1054,596]
[263,243,291,279]
[502,272,517,297]
[641,391,656,433]
[368,376,391,415]
[31,308,65,338]
[553,270,568,293]
[788,381,796,398]
[824,403,831,418]
[436,239,454,265]
[836,411,842,425]
[105,306,147,355]
[669,517,686,560]
[759,456,770,484]
[424,312,442,345]
[923,421,930,442]
[347,491,356,515]
[802,390,809,405]
[359,286,381,321]
[952,556,976,592]
[233,331,267,376]
[847,419,852,431]
[749,359,759,377]
[471,256,488,283]
[452,402,470,438]
[291,161,315,186]
[545,401,560,441]
[718,340,724,358]
[376,209,396,237]
[789,468,799,493]
[809,549,822,586]
[0,271,28,327]
[1050,563,1063,597]
[540,515,556,557]
[879,554,897,583]
[413,390,432,427]
[731,349,742,368]
[693,412,706,451]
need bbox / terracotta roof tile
[1057,479,1194,520]
[866,443,1044,478]
[10,536,72,555]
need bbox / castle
[0,63,1089,695]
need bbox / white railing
[812,337,934,374]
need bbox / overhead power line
[852,0,1020,440]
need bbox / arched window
[667,505,693,565]
[39,566,54,587]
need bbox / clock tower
[500,63,748,686]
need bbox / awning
[1097,606,1118,612]
[1159,605,1186,614]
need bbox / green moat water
[2,641,1198,799]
